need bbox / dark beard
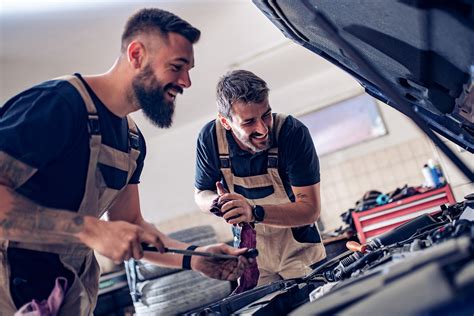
[132,65,180,128]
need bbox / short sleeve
[194,121,221,191]
[280,116,320,186]
[0,86,83,170]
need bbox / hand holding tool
[346,241,368,253]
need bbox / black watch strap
[252,205,265,223]
[182,245,198,270]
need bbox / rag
[210,196,259,293]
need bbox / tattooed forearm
[0,185,84,244]
[0,151,84,244]
[259,184,321,227]
[295,193,308,200]
[0,151,37,189]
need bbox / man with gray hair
[194,69,326,290]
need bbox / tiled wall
[318,136,473,231]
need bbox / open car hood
[253,0,473,180]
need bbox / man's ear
[218,113,232,130]
[127,40,146,69]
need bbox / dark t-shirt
[195,114,320,201]
[0,74,146,307]
[195,114,322,247]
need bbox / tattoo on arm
[0,151,37,189]
[296,193,308,200]
[0,191,85,244]
[0,151,84,244]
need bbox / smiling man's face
[221,99,273,153]
[133,32,195,128]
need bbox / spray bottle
[422,164,436,188]
[428,159,446,187]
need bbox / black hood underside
[253,0,473,180]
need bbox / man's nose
[177,71,191,89]
[255,119,268,135]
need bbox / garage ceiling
[0,0,338,140]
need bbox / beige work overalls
[216,114,326,285]
[0,75,141,315]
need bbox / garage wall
[320,135,435,230]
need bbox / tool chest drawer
[352,185,456,243]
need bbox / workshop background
[1,0,472,243]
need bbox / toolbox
[351,185,456,243]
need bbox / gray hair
[216,70,269,119]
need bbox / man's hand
[217,182,254,225]
[190,244,251,281]
[76,216,165,263]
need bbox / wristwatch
[252,205,265,223]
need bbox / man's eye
[171,64,181,71]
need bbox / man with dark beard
[194,70,326,291]
[0,9,249,315]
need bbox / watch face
[254,205,265,222]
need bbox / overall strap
[56,75,100,135]
[125,115,141,183]
[8,75,102,258]
[127,116,140,151]
[215,118,231,169]
[57,75,102,216]
[267,113,287,168]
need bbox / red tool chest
[351,185,456,243]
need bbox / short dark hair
[121,8,200,51]
[216,70,269,119]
